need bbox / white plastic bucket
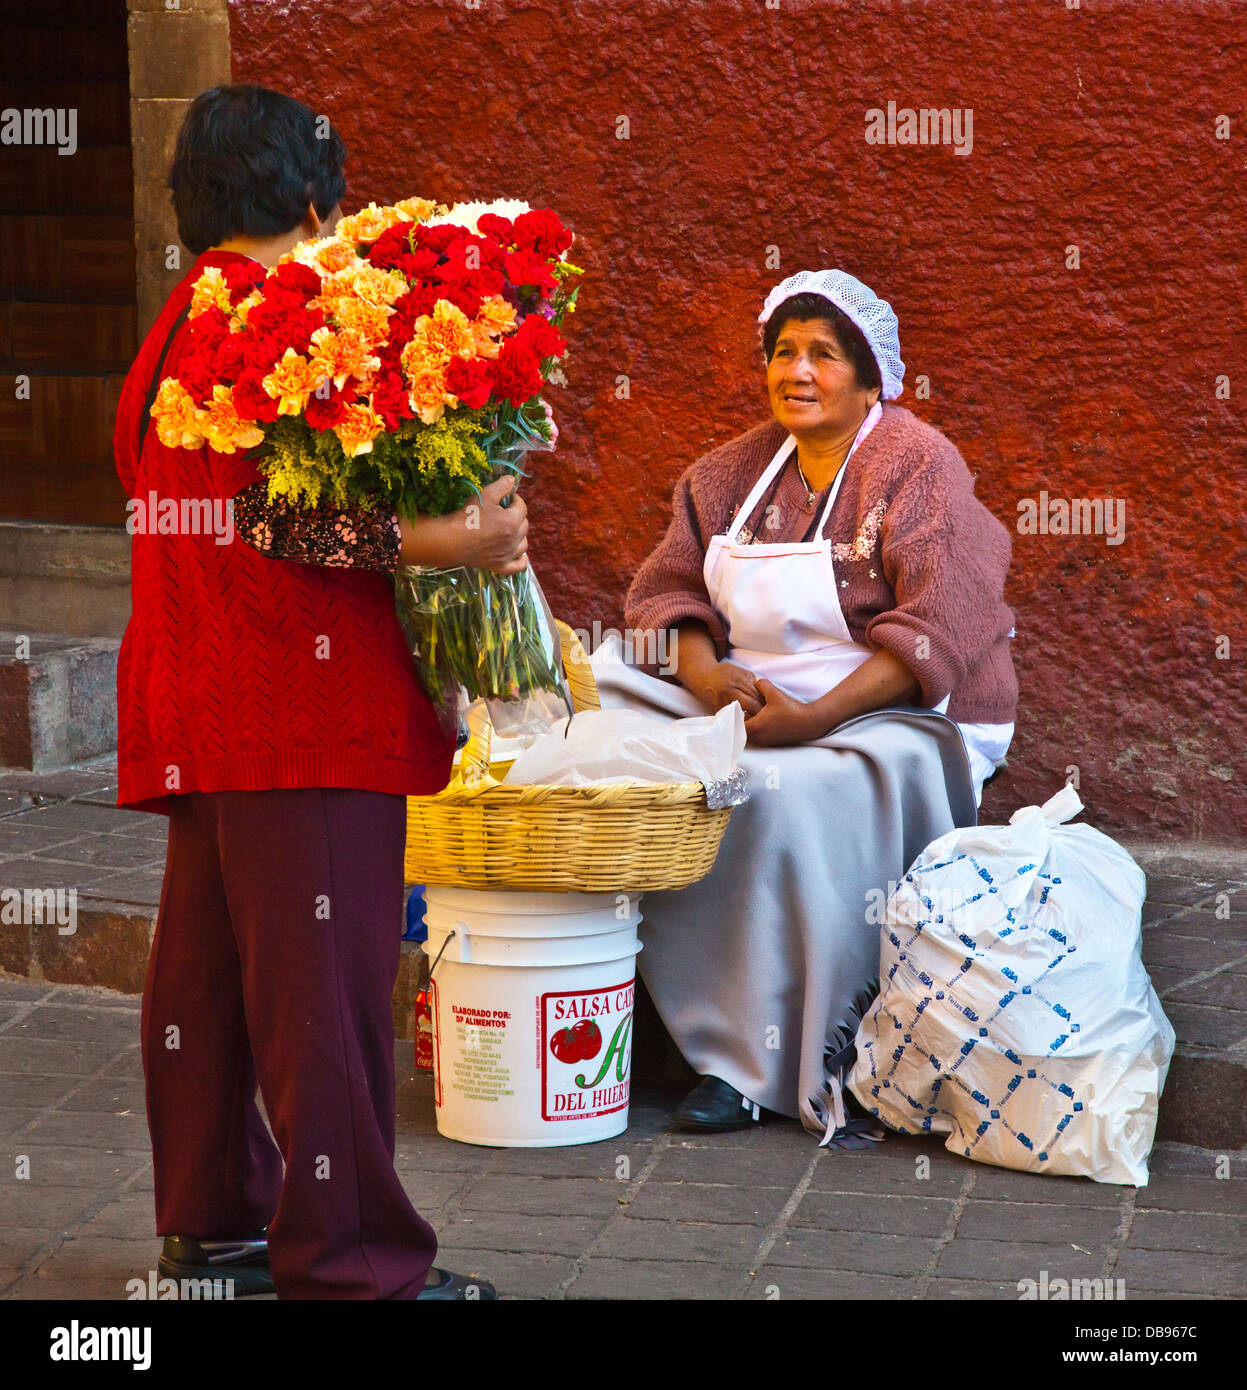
[421,886,643,1147]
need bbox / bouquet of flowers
[149,194,582,733]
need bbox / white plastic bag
[501,702,745,788]
[848,785,1175,1186]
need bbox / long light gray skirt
[589,642,978,1141]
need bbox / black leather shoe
[158,1228,272,1296]
[672,1075,765,1132]
[417,1266,499,1300]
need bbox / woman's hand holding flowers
[398,473,529,575]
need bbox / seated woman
[590,268,1018,1144]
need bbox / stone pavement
[0,751,1245,1300]
[0,751,1245,1148]
[0,976,1244,1302]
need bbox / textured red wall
[229,0,1245,843]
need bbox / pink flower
[833,498,888,563]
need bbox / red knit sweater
[113,250,456,814]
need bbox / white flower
[425,198,531,235]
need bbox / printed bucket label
[431,976,517,1109]
[541,980,634,1122]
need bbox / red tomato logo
[571,1019,602,1060]
[550,1026,580,1063]
[549,1018,604,1063]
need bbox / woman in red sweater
[114,85,525,1299]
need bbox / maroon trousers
[141,787,436,1299]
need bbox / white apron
[702,415,877,704]
[701,416,1011,804]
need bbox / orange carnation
[393,196,443,223]
[336,202,403,245]
[472,293,519,360]
[331,298,392,348]
[313,239,364,276]
[406,367,450,426]
[189,267,231,320]
[333,401,384,457]
[151,378,206,450]
[199,384,266,454]
[309,327,382,392]
[316,266,407,313]
[350,265,409,309]
[411,299,476,366]
[399,336,439,383]
[262,348,329,416]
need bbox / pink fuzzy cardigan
[624,404,1018,725]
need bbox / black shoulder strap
[136,302,192,462]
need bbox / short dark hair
[169,84,348,255]
[761,292,882,395]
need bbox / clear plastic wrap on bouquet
[394,560,572,739]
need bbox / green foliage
[254,408,495,518]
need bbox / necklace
[793,410,870,506]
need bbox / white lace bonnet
[757,268,905,401]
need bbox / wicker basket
[404,621,734,893]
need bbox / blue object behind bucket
[403,886,428,942]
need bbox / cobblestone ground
[0,978,1243,1302]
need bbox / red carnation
[223,260,266,302]
[212,332,251,380]
[438,281,482,320]
[268,260,322,302]
[492,341,542,407]
[284,306,327,355]
[245,297,294,337]
[177,354,216,405]
[514,314,567,361]
[367,225,443,279]
[476,213,515,242]
[304,382,349,430]
[474,266,507,298]
[243,332,284,374]
[406,247,443,278]
[247,301,326,355]
[230,369,281,424]
[365,223,412,265]
[444,355,496,410]
[383,250,440,280]
[415,223,467,256]
[464,233,508,271]
[513,208,573,259]
[190,305,230,350]
[389,286,441,338]
[504,249,558,295]
[370,372,416,431]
